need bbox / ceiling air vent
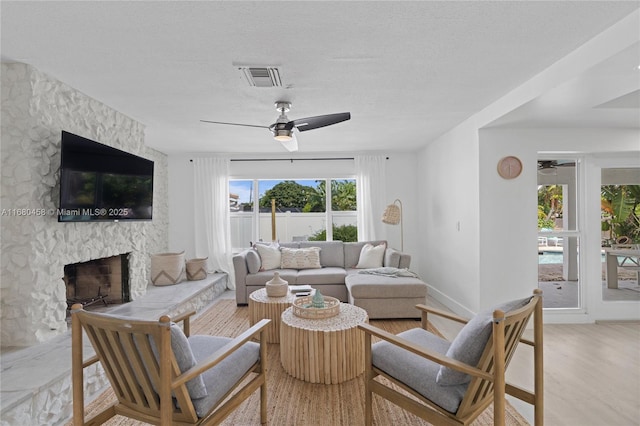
[238,66,282,87]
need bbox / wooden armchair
[71,304,270,425]
[358,289,543,426]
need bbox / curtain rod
[189,157,389,162]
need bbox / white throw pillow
[280,247,321,269]
[255,243,281,271]
[355,243,386,269]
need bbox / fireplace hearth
[65,254,130,311]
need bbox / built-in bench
[0,273,228,426]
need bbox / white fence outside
[230,211,357,250]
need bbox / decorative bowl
[292,296,341,319]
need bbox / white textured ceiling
[1,1,638,154]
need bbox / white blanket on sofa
[358,267,419,278]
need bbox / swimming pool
[538,251,606,264]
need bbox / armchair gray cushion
[149,323,208,399]
[188,335,260,418]
[436,297,532,386]
[372,328,467,413]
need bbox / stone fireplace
[64,254,131,311]
[0,62,169,348]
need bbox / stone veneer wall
[0,62,169,347]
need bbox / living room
[1,2,639,425]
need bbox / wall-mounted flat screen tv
[58,131,154,222]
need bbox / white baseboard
[427,285,476,318]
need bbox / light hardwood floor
[426,297,640,426]
[222,290,639,425]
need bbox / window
[537,158,581,309]
[230,178,357,251]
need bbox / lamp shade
[382,201,401,225]
[382,199,403,251]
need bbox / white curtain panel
[355,155,387,242]
[193,157,235,289]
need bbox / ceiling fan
[201,101,350,152]
[538,160,576,174]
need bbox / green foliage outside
[537,206,555,230]
[259,181,317,210]
[308,224,358,242]
[258,180,357,212]
[537,185,563,229]
[539,183,640,243]
[601,185,640,244]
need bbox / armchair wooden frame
[71,304,270,425]
[359,289,543,426]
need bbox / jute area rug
[68,300,529,426]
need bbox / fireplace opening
[65,254,130,312]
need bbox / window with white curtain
[229,178,357,251]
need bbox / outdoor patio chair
[71,304,270,425]
[358,289,543,426]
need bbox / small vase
[266,272,288,297]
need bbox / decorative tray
[292,296,341,319]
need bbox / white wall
[168,152,419,270]
[416,10,639,318]
[417,120,481,317]
[479,128,640,322]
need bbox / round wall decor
[497,156,523,179]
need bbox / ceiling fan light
[273,129,293,141]
[538,167,557,175]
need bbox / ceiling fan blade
[279,132,298,152]
[290,112,350,132]
[200,120,269,129]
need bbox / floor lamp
[382,199,403,251]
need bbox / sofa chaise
[232,240,428,319]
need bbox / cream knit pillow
[280,247,321,269]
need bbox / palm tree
[601,185,640,243]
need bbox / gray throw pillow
[149,323,208,399]
[384,248,401,268]
[246,249,261,274]
[436,296,531,386]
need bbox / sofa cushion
[280,247,321,269]
[245,269,298,285]
[436,296,532,386]
[345,273,427,299]
[355,243,386,268]
[300,241,344,267]
[254,243,281,271]
[297,267,347,285]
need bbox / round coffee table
[280,303,368,384]
[248,288,296,343]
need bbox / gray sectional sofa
[233,240,428,319]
